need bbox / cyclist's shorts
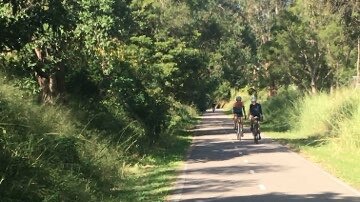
[235,113,243,118]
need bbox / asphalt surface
[168,109,360,202]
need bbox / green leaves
[2,0,357,141]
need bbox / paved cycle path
[168,109,360,202]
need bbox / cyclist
[249,96,263,139]
[233,96,246,134]
[211,102,216,112]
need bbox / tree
[238,0,293,95]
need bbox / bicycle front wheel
[253,123,259,144]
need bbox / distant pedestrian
[212,102,216,112]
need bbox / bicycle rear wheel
[236,122,241,140]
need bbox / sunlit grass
[114,133,191,202]
[267,131,360,189]
[264,88,360,190]
[303,143,360,190]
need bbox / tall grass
[263,87,360,188]
[0,76,194,201]
[292,90,357,136]
[261,87,301,131]
[0,78,125,201]
[289,89,360,151]
[333,91,360,152]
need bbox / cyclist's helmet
[251,96,257,102]
[236,96,242,101]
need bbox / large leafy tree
[1,0,359,139]
[238,0,294,95]
[245,0,358,93]
[0,0,131,103]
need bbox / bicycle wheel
[237,122,241,140]
[253,122,259,144]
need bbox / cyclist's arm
[243,106,246,118]
[249,104,254,117]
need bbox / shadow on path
[180,192,360,202]
[188,139,288,162]
[171,178,256,197]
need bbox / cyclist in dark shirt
[249,96,263,138]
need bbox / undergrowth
[0,77,195,201]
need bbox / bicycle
[234,116,244,141]
[251,116,261,144]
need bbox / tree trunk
[269,80,277,96]
[263,62,277,96]
[357,37,360,83]
[310,77,317,94]
[36,70,65,104]
[34,48,65,104]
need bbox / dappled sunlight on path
[168,109,360,202]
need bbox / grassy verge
[118,132,191,201]
[0,76,194,201]
[266,131,360,190]
[263,88,360,190]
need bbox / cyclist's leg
[234,115,240,139]
[235,115,240,130]
[239,116,244,136]
[252,118,259,140]
[234,114,241,129]
[257,119,261,140]
[249,115,254,131]
[233,114,237,129]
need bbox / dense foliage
[1,0,358,128]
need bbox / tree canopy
[1,0,359,139]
